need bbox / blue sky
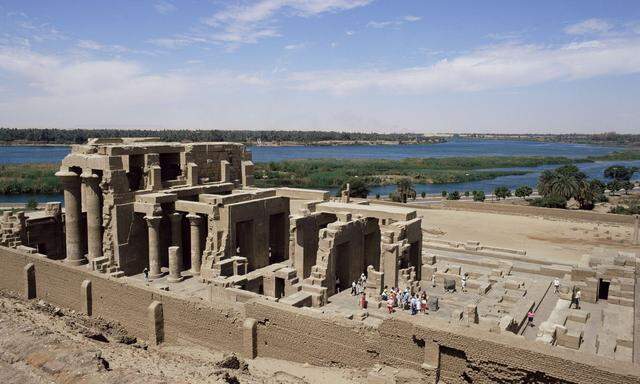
[1,1,639,133]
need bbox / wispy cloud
[286,33,640,94]
[0,46,270,127]
[151,0,372,48]
[284,42,306,50]
[78,40,130,54]
[366,14,421,29]
[564,18,612,35]
[154,1,176,15]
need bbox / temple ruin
[0,138,638,383]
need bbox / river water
[1,139,636,202]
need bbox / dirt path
[0,289,366,384]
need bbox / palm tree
[392,178,416,203]
[548,173,579,200]
[537,170,556,197]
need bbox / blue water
[0,139,635,202]
[0,139,622,164]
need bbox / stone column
[167,246,183,283]
[169,212,183,248]
[81,171,102,262]
[633,214,639,245]
[55,170,85,265]
[187,213,202,275]
[145,215,163,279]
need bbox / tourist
[335,277,341,293]
[431,274,436,288]
[360,292,367,309]
[143,267,149,282]
[401,288,409,309]
[572,289,581,309]
[527,310,535,327]
[360,272,366,284]
[410,295,418,315]
[553,278,560,294]
[387,295,395,314]
[381,286,389,301]
[415,294,422,314]
[420,292,427,314]
[461,273,468,292]
[351,281,357,296]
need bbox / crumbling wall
[1,246,638,384]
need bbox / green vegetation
[25,198,38,210]
[338,178,370,198]
[390,179,416,203]
[466,133,640,147]
[0,163,60,195]
[472,190,485,202]
[0,128,442,145]
[514,185,533,199]
[609,195,640,215]
[446,191,461,200]
[493,186,511,200]
[535,164,607,210]
[252,155,588,189]
[2,151,639,196]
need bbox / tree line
[0,128,439,145]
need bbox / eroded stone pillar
[187,213,202,275]
[56,170,85,265]
[167,246,183,283]
[81,171,102,262]
[145,215,163,279]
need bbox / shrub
[25,198,38,210]
[421,191,426,198]
[441,190,447,197]
[472,190,485,202]
[447,191,461,200]
[514,185,533,199]
[494,186,511,200]
[609,204,640,215]
[464,191,470,197]
[530,195,567,209]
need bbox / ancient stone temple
[47,137,422,308]
[1,138,638,383]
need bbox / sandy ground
[0,290,367,384]
[420,208,639,263]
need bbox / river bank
[1,140,639,203]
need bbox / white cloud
[284,43,306,50]
[286,36,640,94]
[154,1,176,15]
[367,15,421,29]
[0,46,270,127]
[199,0,372,44]
[564,18,612,35]
[345,30,355,36]
[147,36,207,49]
[77,40,130,54]
[367,20,402,29]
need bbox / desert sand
[420,208,639,263]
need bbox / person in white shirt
[553,278,560,294]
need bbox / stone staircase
[91,256,124,278]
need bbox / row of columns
[56,170,103,266]
[143,211,202,280]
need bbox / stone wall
[0,246,638,383]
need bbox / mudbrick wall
[1,246,638,383]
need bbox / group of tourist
[350,273,368,296]
[381,286,431,315]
